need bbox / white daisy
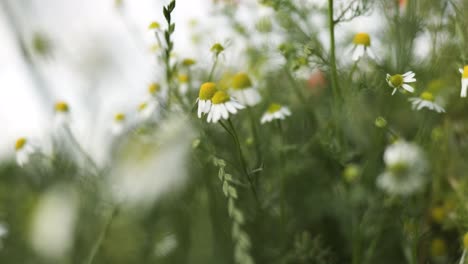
[351,32,375,61]
[386,71,416,95]
[260,103,291,124]
[207,91,244,123]
[458,66,468,98]
[53,101,71,128]
[15,137,37,166]
[230,72,261,107]
[197,82,218,118]
[408,92,445,113]
[111,113,127,135]
[377,141,427,196]
[137,101,157,121]
[178,74,189,95]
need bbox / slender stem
[459,249,466,264]
[208,55,219,81]
[84,206,119,264]
[276,120,286,226]
[220,119,259,201]
[328,0,341,102]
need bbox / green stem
[208,55,219,81]
[276,120,286,227]
[328,0,341,103]
[84,206,119,264]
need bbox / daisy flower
[260,103,291,124]
[376,141,427,196]
[408,92,445,113]
[197,82,218,118]
[112,113,127,134]
[15,137,36,166]
[178,74,189,95]
[54,101,70,127]
[459,66,468,97]
[386,71,416,95]
[207,91,244,123]
[230,72,261,106]
[137,101,157,120]
[351,32,375,61]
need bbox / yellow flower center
[232,73,252,90]
[267,103,282,113]
[182,58,196,66]
[178,74,189,83]
[389,162,408,177]
[463,66,468,78]
[463,233,468,249]
[353,32,371,46]
[55,101,69,113]
[15,137,27,151]
[138,102,148,111]
[148,83,160,95]
[114,113,125,122]
[148,21,160,30]
[211,91,230,104]
[389,74,404,88]
[430,239,447,257]
[420,92,434,101]
[210,43,224,55]
[199,82,218,100]
[430,206,445,224]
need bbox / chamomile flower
[376,141,427,196]
[54,101,70,127]
[148,82,161,96]
[112,113,126,135]
[197,82,217,118]
[15,137,36,166]
[458,66,468,97]
[207,91,244,123]
[178,74,189,95]
[386,71,416,95]
[408,92,445,113]
[137,101,157,120]
[351,32,375,61]
[260,103,291,124]
[230,72,261,106]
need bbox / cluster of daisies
[352,32,468,113]
[196,72,291,124]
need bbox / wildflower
[178,74,189,95]
[374,116,387,128]
[148,21,160,30]
[386,71,416,95]
[148,82,161,96]
[182,58,196,67]
[207,91,244,123]
[430,238,447,258]
[459,66,468,97]
[137,101,157,120]
[377,141,427,196]
[15,137,36,167]
[430,206,445,224]
[30,186,78,259]
[351,32,375,61]
[211,43,224,56]
[260,103,291,124]
[112,113,126,135]
[343,164,361,183]
[408,92,445,113]
[230,72,261,106]
[54,101,70,127]
[197,82,217,118]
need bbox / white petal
[402,71,415,77]
[365,47,376,59]
[391,88,397,95]
[352,45,365,61]
[402,84,414,93]
[225,102,238,114]
[220,104,229,120]
[461,79,468,98]
[459,68,464,74]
